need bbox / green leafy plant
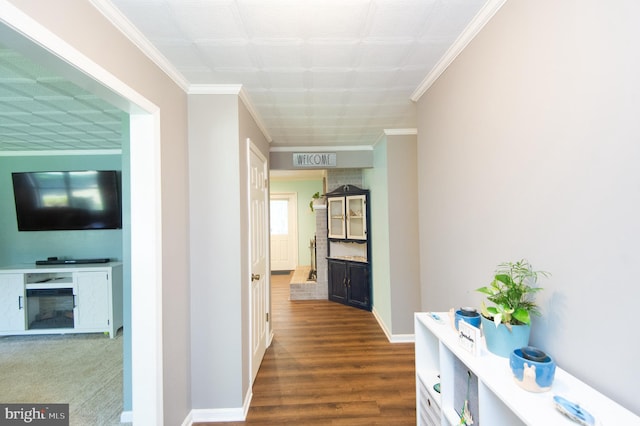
[477,259,549,328]
[309,191,321,212]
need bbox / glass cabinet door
[346,195,367,240]
[328,197,346,239]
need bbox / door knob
[251,273,261,281]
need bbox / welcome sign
[293,153,337,168]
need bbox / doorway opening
[270,193,298,271]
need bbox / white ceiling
[0,0,496,152]
[0,42,123,152]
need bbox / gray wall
[6,1,191,423]
[416,0,640,414]
[364,134,421,337]
[189,94,243,409]
[386,134,420,335]
[189,93,270,410]
[270,149,373,170]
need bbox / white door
[249,141,269,384]
[270,193,298,271]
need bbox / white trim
[189,84,273,144]
[239,87,273,143]
[189,391,253,423]
[120,411,133,424]
[0,3,164,424]
[410,0,507,101]
[0,149,122,156]
[0,2,158,114]
[372,307,416,344]
[270,145,373,152]
[373,129,418,148]
[130,113,164,425]
[384,128,418,136]
[89,0,190,92]
[389,333,416,344]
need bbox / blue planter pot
[481,315,531,358]
[510,347,556,392]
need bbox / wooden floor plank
[196,272,416,425]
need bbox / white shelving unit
[415,312,639,426]
[0,263,123,338]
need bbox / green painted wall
[270,179,323,267]
[363,140,392,332]
[0,154,124,266]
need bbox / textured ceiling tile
[112,1,185,39]
[1,1,491,150]
[357,43,412,68]
[309,71,354,90]
[254,43,304,69]
[197,43,255,69]
[350,70,394,89]
[155,43,209,70]
[237,1,306,38]
[168,1,245,40]
[307,42,360,69]
[303,1,371,38]
[206,70,264,86]
[366,0,435,38]
[266,72,305,89]
[260,91,307,105]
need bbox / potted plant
[309,191,321,212]
[476,259,549,357]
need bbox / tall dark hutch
[326,185,371,311]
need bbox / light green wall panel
[270,179,323,267]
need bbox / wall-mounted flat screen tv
[12,170,122,231]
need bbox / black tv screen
[12,170,122,231]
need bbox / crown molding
[270,145,373,152]
[90,0,190,92]
[0,149,122,156]
[239,87,273,143]
[188,84,273,143]
[384,128,417,136]
[411,0,507,101]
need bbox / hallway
[201,271,416,425]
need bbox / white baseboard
[185,389,252,424]
[120,410,133,423]
[371,307,415,343]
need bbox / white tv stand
[0,262,123,338]
[414,312,639,425]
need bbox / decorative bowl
[521,346,548,362]
[454,308,481,330]
[510,347,556,392]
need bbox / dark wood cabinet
[327,259,370,310]
[328,259,348,304]
[326,185,371,311]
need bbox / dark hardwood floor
[198,271,416,425]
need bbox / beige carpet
[0,331,124,426]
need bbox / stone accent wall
[289,204,328,300]
[314,204,328,296]
[326,169,363,192]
